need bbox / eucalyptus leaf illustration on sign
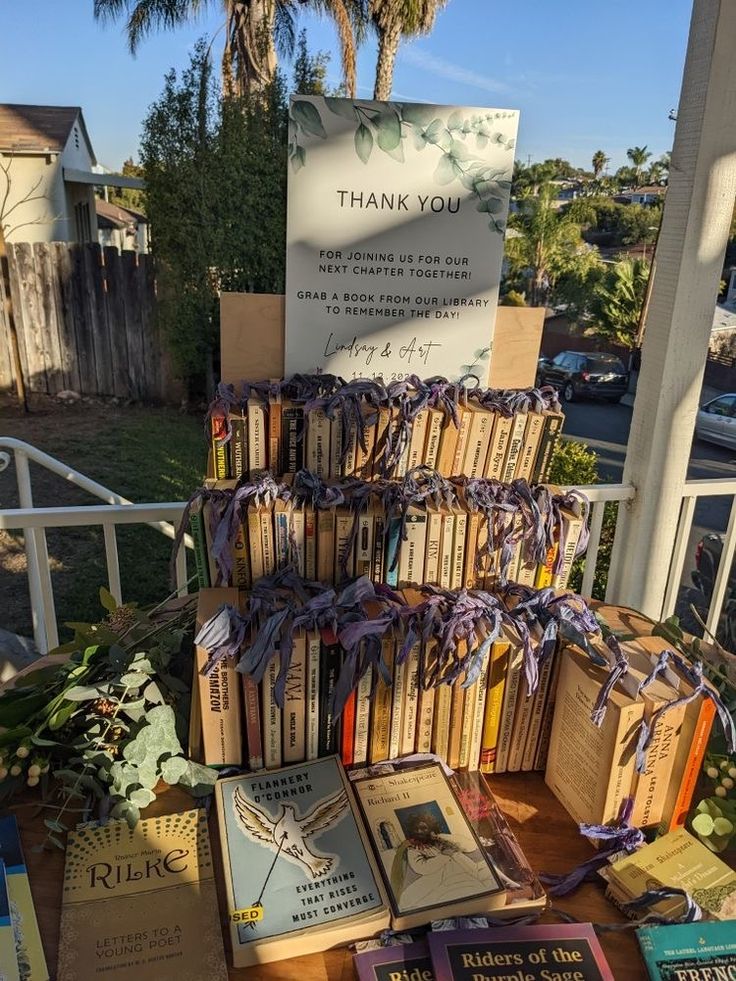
[288,99,516,235]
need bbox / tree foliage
[140,40,289,392]
[566,196,662,247]
[589,257,650,349]
[107,158,146,212]
[370,0,450,100]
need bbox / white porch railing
[0,437,734,655]
[0,438,192,653]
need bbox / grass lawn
[0,394,205,639]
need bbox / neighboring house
[615,186,666,206]
[0,103,98,243]
[95,198,149,254]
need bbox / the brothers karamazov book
[427,924,614,981]
[0,860,20,981]
[0,815,46,981]
[351,764,505,931]
[56,809,227,981]
[215,756,390,967]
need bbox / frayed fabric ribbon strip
[540,798,644,897]
[193,574,604,715]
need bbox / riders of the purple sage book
[353,939,435,980]
[427,924,614,981]
[215,755,389,967]
[56,809,226,981]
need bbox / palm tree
[646,160,665,186]
[626,145,652,187]
[591,258,650,349]
[504,184,587,306]
[591,149,609,180]
[370,0,450,101]
[94,0,363,97]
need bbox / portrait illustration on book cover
[385,800,497,909]
[233,785,350,881]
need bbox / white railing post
[607,0,736,619]
[14,449,58,653]
[103,523,123,606]
[705,494,736,636]
[580,502,605,599]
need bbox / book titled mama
[215,756,389,967]
[427,924,614,981]
[57,809,226,981]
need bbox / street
[562,395,736,593]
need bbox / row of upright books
[188,472,588,593]
[208,374,564,483]
[191,580,598,780]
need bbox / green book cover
[637,922,736,980]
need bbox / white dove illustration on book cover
[216,756,389,967]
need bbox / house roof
[623,185,666,196]
[0,104,96,164]
[95,198,146,229]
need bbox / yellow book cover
[0,815,46,981]
[608,828,736,921]
[0,861,19,981]
[479,642,511,774]
[57,810,226,981]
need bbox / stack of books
[208,374,564,483]
[190,472,588,593]
[602,828,736,922]
[544,639,718,831]
[191,580,601,776]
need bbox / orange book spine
[667,697,716,832]
[341,689,357,767]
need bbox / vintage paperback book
[636,921,736,980]
[354,940,434,980]
[56,809,226,981]
[605,828,736,921]
[0,814,47,981]
[215,756,389,967]
[0,860,19,981]
[427,924,614,981]
[350,763,505,931]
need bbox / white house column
[606,0,736,617]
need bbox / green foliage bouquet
[0,589,216,847]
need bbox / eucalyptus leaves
[0,589,216,846]
[288,99,516,235]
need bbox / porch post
[606,0,736,618]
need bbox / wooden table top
[14,772,644,980]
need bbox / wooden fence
[0,242,174,400]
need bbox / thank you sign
[285,98,518,382]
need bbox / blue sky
[0,0,692,172]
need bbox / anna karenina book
[56,809,226,981]
[215,756,390,967]
[350,764,505,931]
[427,924,614,981]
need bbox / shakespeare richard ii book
[215,756,389,967]
[350,763,505,931]
[56,809,226,981]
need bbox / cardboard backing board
[220,293,543,389]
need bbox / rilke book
[215,756,389,967]
[57,809,227,981]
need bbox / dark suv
[536,351,630,403]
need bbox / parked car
[694,393,736,450]
[535,351,630,403]
[676,531,736,652]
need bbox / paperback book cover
[636,921,736,980]
[354,939,434,981]
[0,860,19,981]
[351,764,505,931]
[215,756,389,967]
[57,809,226,981]
[0,815,46,981]
[427,924,614,981]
